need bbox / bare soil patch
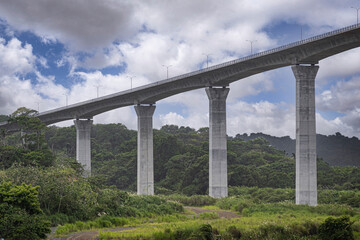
[184,206,240,219]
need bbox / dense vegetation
[42,123,360,194]
[237,132,360,167]
[1,109,360,239]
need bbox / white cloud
[317,76,360,113]
[0,38,35,76]
[317,49,360,84]
[227,101,295,137]
[0,0,139,50]
[1,0,360,139]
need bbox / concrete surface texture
[292,65,318,206]
[206,87,230,198]
[134,105,156,195]
[74,119,93,177]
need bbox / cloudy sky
[0,0,360,138]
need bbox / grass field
[52,199,360,239]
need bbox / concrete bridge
[2,24,360,206]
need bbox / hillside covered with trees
[236,132,360,167]
[1,110,360,239]
[42,123,360,194]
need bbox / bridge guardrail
[157,24,360,85]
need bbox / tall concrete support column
[292,65,319,206]
[134,104,156,195]
[74,119,93,177]
[206,87,229,198]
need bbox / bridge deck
[1,24,360,126]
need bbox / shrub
[227,225,242,239]
[198,212,219,220]
[164,194,216,206]
[0,182,50,239]
[318,216,354,240]
[188,224,214,240]
[0,203,50,240]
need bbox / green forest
[43,122,360,193]
[1,109,360,239]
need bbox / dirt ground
[49,227,136,240]
[184,206,240,219]
[49,207,239,239]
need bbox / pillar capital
[74,119,93,131]
[291,65,319,82]
[205,87,230,101]
[134,105,156,118]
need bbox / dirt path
[184,206,240,219]
[49,207,239,239]
[49,227,136,240]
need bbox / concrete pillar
[206,87,229,198]
[292,65,318,206]
[74,119,93,177]
[134,104,156,195]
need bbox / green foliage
[1,108,55,168]
[0,145,27,168]
[198,212,219,219]
[228,186,360,208]
[164,194,216,206]
[0,203,50,240]
[1,166,98,221]
[0,181,42,214]
[318,216,354,240]
[56,215,129,235]
[42,123,360,195]
[236,132,360,168]
[226,225,242,239]
[0,181,50,239]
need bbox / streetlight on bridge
[63,93,68,106]
[94,84,102,98]
[351,6,360,24]
[246,40,257,55]
[202,53,212,68]
[162,65,172,79]
[127,75,136,90]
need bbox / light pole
[351,6,360,24]
[94,85,102,98]
[246,40,257,55]
[162,65,172,79]
[127,75,136,90]
[63,94,68,106]
[202,53,211,68]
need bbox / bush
[0,202,50,240]
[189,224,214,240]
[0,182,50,239]
[55,216,129,235]
[227,225,242,239]
[163,194,216,206]
[198,212,219,219]
[318,216,354,240]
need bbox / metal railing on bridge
[156,24,360,85]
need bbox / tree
[0,181,50,239]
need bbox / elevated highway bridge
[2,24,360,205]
